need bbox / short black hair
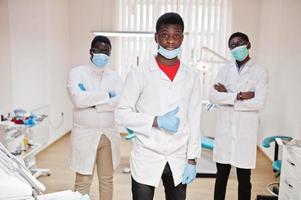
[156,12,184,33]
[228,32,249,47]
[91,35,111,49]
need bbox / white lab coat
[209,60,268,169]
[67,63,123,175]
[115,57,202,187]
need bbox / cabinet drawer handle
[285,179,293,189]
[287,159,296,166]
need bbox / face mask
[158,46,182,59]
[92,53,109,67]
[231,45,249,62]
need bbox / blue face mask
[92,53,109,67]
[158,46,182,59]
[231,45,249,62]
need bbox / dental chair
[196,102,218,177]
[256,136,293,200]
[196,136,216,177]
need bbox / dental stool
[256,136,292,199]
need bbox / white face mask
[158,46,182,59]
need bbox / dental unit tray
[0,142,91,200]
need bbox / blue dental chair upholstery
[196,136,216,178]
[262,136,293,176]
[201,136,214,150]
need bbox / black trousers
[132,163,187,200]
[214,162,251,200]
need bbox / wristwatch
[237,92,243,100]
[188,159,197,165]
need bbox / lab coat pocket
[237,112,259,138]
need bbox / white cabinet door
[279,145,301,200]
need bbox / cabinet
[278,142,301,200]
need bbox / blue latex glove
[78,83,86,91]
[157,106,180,133]
[125,128,136,140]
[24,114,37,126]
[108,91,116,98]
[182,163,197,184]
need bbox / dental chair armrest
[262,136,293,148]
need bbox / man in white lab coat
[67,36,123,200]
[209,32,268,200]
[115,12,202,200]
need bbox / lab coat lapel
[172,62,188,83]
[148,56,171,81]
[236,60,254,90]
[148,56,188,82]
[239,60,254,76]
[160,70,172,81]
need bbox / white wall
[229,0,262,58]
[9,0,50,109]
[44,0,72,142]
[257,0,301,157]
[69,0,118,70]
[0,0,13,114]
[1,0,72,144]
